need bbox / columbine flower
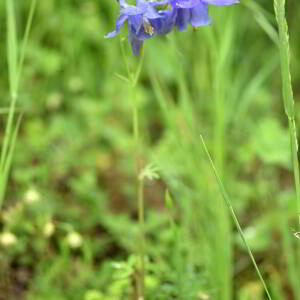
[105,0,172,55]
[170,0,211,32]
[105,0,239,55]
[202,0,239,5]
[170,0,239,32]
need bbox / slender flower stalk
[131,77,146,300]
[121,40,146,299]
[273,0,300,229]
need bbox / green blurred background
[1,0,300,299]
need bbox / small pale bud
[24,188,40,204]
[0,232,17,247]
[44,221,55,238]
[67,232,82,249]
[198,292,210,300]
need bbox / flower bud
[44,221,55,238]
[0,232,17,247]
[24,188,40,204]
[67,232,82,249]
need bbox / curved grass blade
[200,135,272,300]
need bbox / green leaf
[253,118,290,168]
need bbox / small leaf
[114,72,131,84]
[253,118,290,168]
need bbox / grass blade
[16,0,37,86]
[0,114,22,208]
[6,0,18,94]
[1,0,37,204]
[200,135,272,300]
[1,0,18,171]
[273,0,300,229]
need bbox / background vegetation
[1,0,300,299]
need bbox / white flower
[67,232,82,249]
[43,221,55,238]
[24,188,40,204]
[0,232,17,247]
[198,292,210,300]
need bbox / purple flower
[170,0,239,32]
[105,0,240,56]
[202,0,239,5]
[171,0,211,32]
[105,0,173,55]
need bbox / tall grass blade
[273,0,300,229]
[200,135,273,300]
[244,0,278,45]
[0,115,22,207]
[1,0,18,171]
[1,0,37,205]
[273,1,300,298]
[17,0,37,86]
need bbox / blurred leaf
[238,281,264,300]
[253,118,291,168]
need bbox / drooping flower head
[105,0,240,56]
[170,0,211,32]
[202,0,239,5]
[105,0,173,55]
[169,0,239,32]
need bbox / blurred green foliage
[1,0,300,299]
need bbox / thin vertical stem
[1,0,18,171]
[1,0,37,206]
[131,89,145,300]
[137,175,145,299]
[17,0,37,87]
[210,11,235,299]
[289,118,300,228]
[273,2,300,298]
[273,0,300,229]
[129,47,145,300]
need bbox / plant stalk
[273,0,300,229]
[129,48,145,300]
[1,0,37,207]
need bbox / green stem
[289,118,300,228]
[273,0,300,228]
[16,0,37,87]
[211,14,235,299]
[137,176,145,299]
[213,61,225,176]
[129,48,145,300]
[273,1,300,298]
[1,0,37,206]
[279,210,300,298]
[132,89,145,300]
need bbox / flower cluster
[105,0,239,55]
